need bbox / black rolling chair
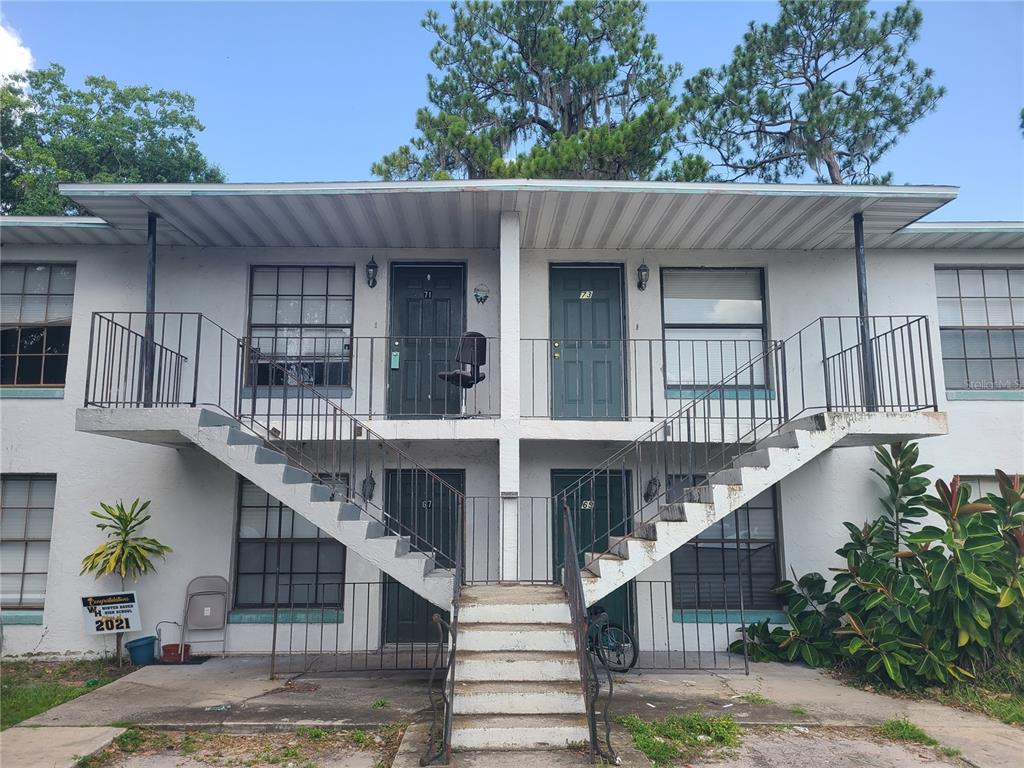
[438,331,487,389]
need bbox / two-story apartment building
[1,179,1021,750]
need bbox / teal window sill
[667,387,776,401]
[1,610,44,625]
[672,609,786,624]
[0,388,64,399]
[946,389,1024,401]
[228,608,343,624]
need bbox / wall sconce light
[473,283,490,304]
[366,256,379,289]
[636,262,650,291]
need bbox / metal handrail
[555,315,937,569]
[562,504,616,763]
[83,310,467,578]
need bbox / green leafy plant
[731,443,1023,689]
[876,716,937,745]
[616,712,739,766]
[80,499,172,664]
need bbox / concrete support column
[498,211,522,580]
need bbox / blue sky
[3,1,1022,220]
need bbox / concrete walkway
[15,656,1021,768]
[1,725,124,768]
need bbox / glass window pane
[49,266,76,294]
[276,297,301,324]
[936,298,962,325]
[28,478,55,508]
[0,542,24,572]
[19,328,44,354]
[303,268,327,295]
[3,479,31,507]
[278,268,302,294]
[237,542,265,572]
[961,298,988,325]
[1009,270,1024,297]
[42,356,68,386]
[235,575,263,605]
[291,514,318,539]
[44,327,70,355]
[23,265,50,294]
[1,265,25,294]
[967,359,993,387]
[1,508,27,538]
[301,298,326,325]
[318,543,344,572]
[958,270,984,297]
[15,356,42,385]
[943,359,968,388]
[326,298,353,325]
[251,268,277,294]
[0,298,20,324]
[24,542,49,571]
[20,296,47,323]
[45,296,73,323]
[25,508,53,539]
[1012,299,1024,326]
[940,329,964,357]
[984,269,1010,297]
[989,330,1015,357]
[1,573,23,605]
[992,360,1020,388]
[747,506,776,538]
[986,298,1013,325]
[934,270,959,297]
[963,330,990,358]
[292,543,317,572]
[250,297,276,324]
[238,507,266,538]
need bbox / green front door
[388,264,466,418]
[383,469,464,644]
[551,469,635,633]
[549,265,626,419]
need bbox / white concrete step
[460,585,571,624]
[450,714,589,750]
[458,622,575,652]
[452,681,585,715]
[455,650,579,682]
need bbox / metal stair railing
[562,503,616,764]
[84,311,467,582]
[554,315,938,572]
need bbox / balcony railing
[521,337,774,420]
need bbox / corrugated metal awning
[6,180,1015,251]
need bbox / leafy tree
[373,0,708,181]
[681,0,944,184]
[2,64,224,215]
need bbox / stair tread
[452,714,588,729]
[461,585,566,606]
[455,680,583,695]
[459,622,572,632]
[457,650,577,661]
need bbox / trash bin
[125,635,156,666]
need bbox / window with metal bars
[660,268,768,388]
[668,477,780,610]
[936,267,1023,390]
[1,264,76,387]
[1,475,55,609]
[247,265,355,389]
[234,478,348,608]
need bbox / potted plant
[81,498,172,665]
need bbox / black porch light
[636,261,650,291]
[366,256,379,288]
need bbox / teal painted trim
[1,610,44,625]
[946,389,1024,401]
[228,608,343,624]
[0,387,64,399]
[672,609,786,625]
[666,388,776,401]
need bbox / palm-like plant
[81,498,172,663]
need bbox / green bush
[730,443,1024,688]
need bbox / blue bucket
[125,635,156,666]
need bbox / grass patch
[935,654,1024,726]
[617,711,740,766]
[789,706,807,716]
[876,716,938,746]
[1,658,134,729]
[739,691,772,706]
[113,728,145,753]
[371,697,389,709]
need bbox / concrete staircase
[580,410,947,605]
[77,406,454,607]
[451,585,589,750]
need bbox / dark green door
[551,469,635,633]
[549,265,626,419]
[383,469,464,644]
[388,264,465,418]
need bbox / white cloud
[0,20,34,79]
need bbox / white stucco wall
[1,237,1020,655]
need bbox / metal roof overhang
[39,180,962,251]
